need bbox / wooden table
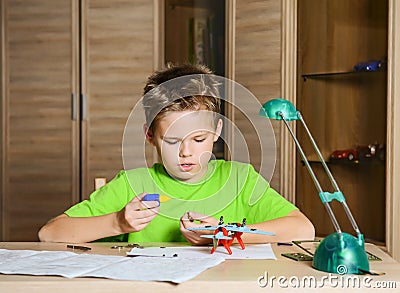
[0,242,399,292]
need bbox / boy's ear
[213,119,223,142]
[143,124,155,146]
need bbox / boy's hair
[142,63,221,133]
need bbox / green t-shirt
[65,160,297,242]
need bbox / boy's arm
[241,210,315,243]
[38,192,160,243]
[38,213,123,243]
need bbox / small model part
[281,252,313,261]
[277,242,293,246]
[111,245,123,249]
[111,243,143,249]
[67,245,91,251]
[142,193,171,203]
[126,243,143,249]
[186,212,194,222]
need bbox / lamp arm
[297,113,340,190]
[297,112,362,236]
[280,113,342,234]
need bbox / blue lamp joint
[319,191,345,203]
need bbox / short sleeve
[251,185,298,222]
[241,164,298,223]
[65,170,134,217]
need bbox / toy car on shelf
[357,143,385,161]
[329,143,385,162]
[353,58,387,72]
[329,149,359,161]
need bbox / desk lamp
[259,98,369,274]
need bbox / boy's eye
[163,139,179,145]
[194,138,206,143]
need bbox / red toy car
[329,143,385,162]
[329,149,359,161]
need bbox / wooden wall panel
[1,0,77,240]
[235,0,282,191]
[81,0,154,198]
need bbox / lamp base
[312,232,369,274]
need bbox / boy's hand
[116,192,159,234]
[180,211,219,245]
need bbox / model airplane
[186,216,275,255]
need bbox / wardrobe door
[1,0,79,240]
[81,0,155,198]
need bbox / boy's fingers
[126,200,158,211]
[140,200,159,209]
[124,208,159,225]
[128,193,160,209]
[127,192,148,204]
[180,213,190,229]
[179,218,187,229]
[185,211,211,223]
[133,192,148,201]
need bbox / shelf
[301,158,385,166]
[304,159,360,166]
[301,159,358,166]
[302,70,386,81]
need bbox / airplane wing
[225,226,275,235]
[186,225,220,231]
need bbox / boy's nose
[179,141,192,157]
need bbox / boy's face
[145,110,222,183]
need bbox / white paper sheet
[126,244,277,260]
[0,249,224,283]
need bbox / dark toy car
[356,143,385,161]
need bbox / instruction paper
[0,249,224,283]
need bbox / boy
[38,64,315,244]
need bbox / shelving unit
[296,0,388,244]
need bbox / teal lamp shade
[259,98,299,121]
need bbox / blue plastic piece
[259,98,300,121]
[143,193,160,203]
[319,191,345,203]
